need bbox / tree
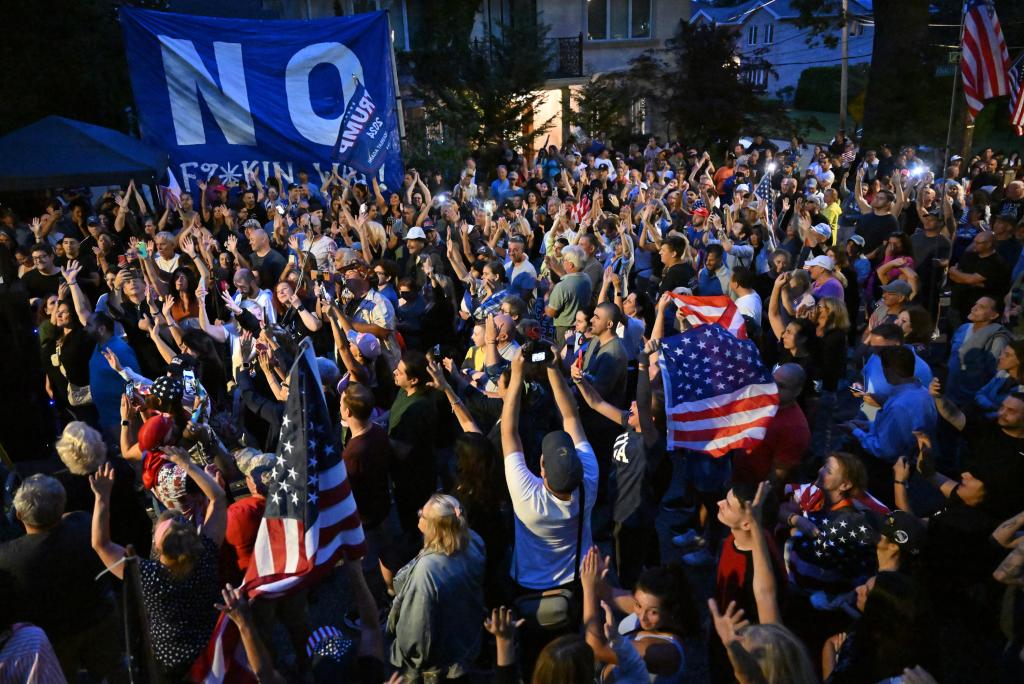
[403,0,555,176]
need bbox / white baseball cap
[803,254,835,271]
[405,226,427,241]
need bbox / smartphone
[219,280,229,293]
[117,255,128,268]
[183,369,197,395]
[432,344,441,358]
[276,205,286,216]
[137,243,148,259]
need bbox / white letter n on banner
[159,36,257,146]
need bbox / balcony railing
[470,33,583,79]
[545,34,584,78]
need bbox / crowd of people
[1,131,1024,683]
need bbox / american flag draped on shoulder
[962,0,1010,122]
[668,293,748,340]
[658,323,778,457]
[1010,52,1024,136]
[191,340,366,683]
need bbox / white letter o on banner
[286,42,364,145]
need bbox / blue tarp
[0,116,168,191]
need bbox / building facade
[690,0,873,103]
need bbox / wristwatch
[121,420,130,427]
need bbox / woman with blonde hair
[387,494,486,680]
[710,602,817,684]
[55,421,152,553]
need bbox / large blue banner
[120,7,403,195]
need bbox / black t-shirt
[248,248,286,289]
[952,251,1011,314]
[964,417,1024,510]
[659,262,697,295]
[0,512,115,638]
[56,457,153,556]
[343,424,393,529]
[609,430,661,526]
[20,268,62,299]
[855,212,900,256]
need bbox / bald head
[1007,180,1024,200]
[773,363,806,406]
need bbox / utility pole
[839,0,849,133]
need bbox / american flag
[657,323,778,457]
[570,192,592,224]
[789,483,889,517]
[753,171,777,234]
[669,293,748,340]
[159,167,182,208]
[191,340,366,683]
[962,0,1010,122]
[1010,52,1024,136]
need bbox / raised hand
[708,599,750,646]
[61,260,82,285]
[483,606,524,641]
[102,347,123,373]
[89,462,116,501]
[214,584,253,627]
[180,235,196,257]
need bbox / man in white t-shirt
[501,350,598,593]
[729,267,762,325]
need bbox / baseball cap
[882,280,912,296]
[691,206,710,218]
[138,414,175,453]
[735,184,750,194]
[867,510,926,556]
[847,234,866,248]
[233,447,272,476]
[168,354,198,375]
[151,375,184,403]
[86,215,99,226]
[803,255,835,271]
[346,330,381,359]
[541,430,582,493]
[405,226,427,241]
[810,223,832,240]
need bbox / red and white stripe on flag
[667,382,778,456]
[1009,53,1024,136]
[669,293,748,339]
[961,0,1010,122]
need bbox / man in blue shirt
[87,312,140,441]
[844,346,936,507]
[696,244,730,296]
[859,323,932,420]
[489,165,511,205]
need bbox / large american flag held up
[191,340,366,683]
[658,323,778,457]
[962,0,1010,122]
[1010,52,1024,136]
[669,293,749,340]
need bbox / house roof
[690,1,873,27]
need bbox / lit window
[587,0,652,41]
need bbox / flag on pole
[753,171,777,237]
[159,167,181,209]
[962,0,1010,122]
[335,80,391,175]
[191,339,366,683]
[657,324,779,456]
[1010,52,1024,136]
[668,293,749,340]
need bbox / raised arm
[500,350,525,456]
[90,463,128,579]
[163,446,227,545]
[547,357,586,444]
[767,274,789,339]
[929,377,966,431]
[427,360,481,434]
[739,482,780,625]
[61,261,93,327]
[576,376,627,426]
[854,167,871,214]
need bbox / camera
[521,339,555,367]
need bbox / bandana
[154,463,188,506]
